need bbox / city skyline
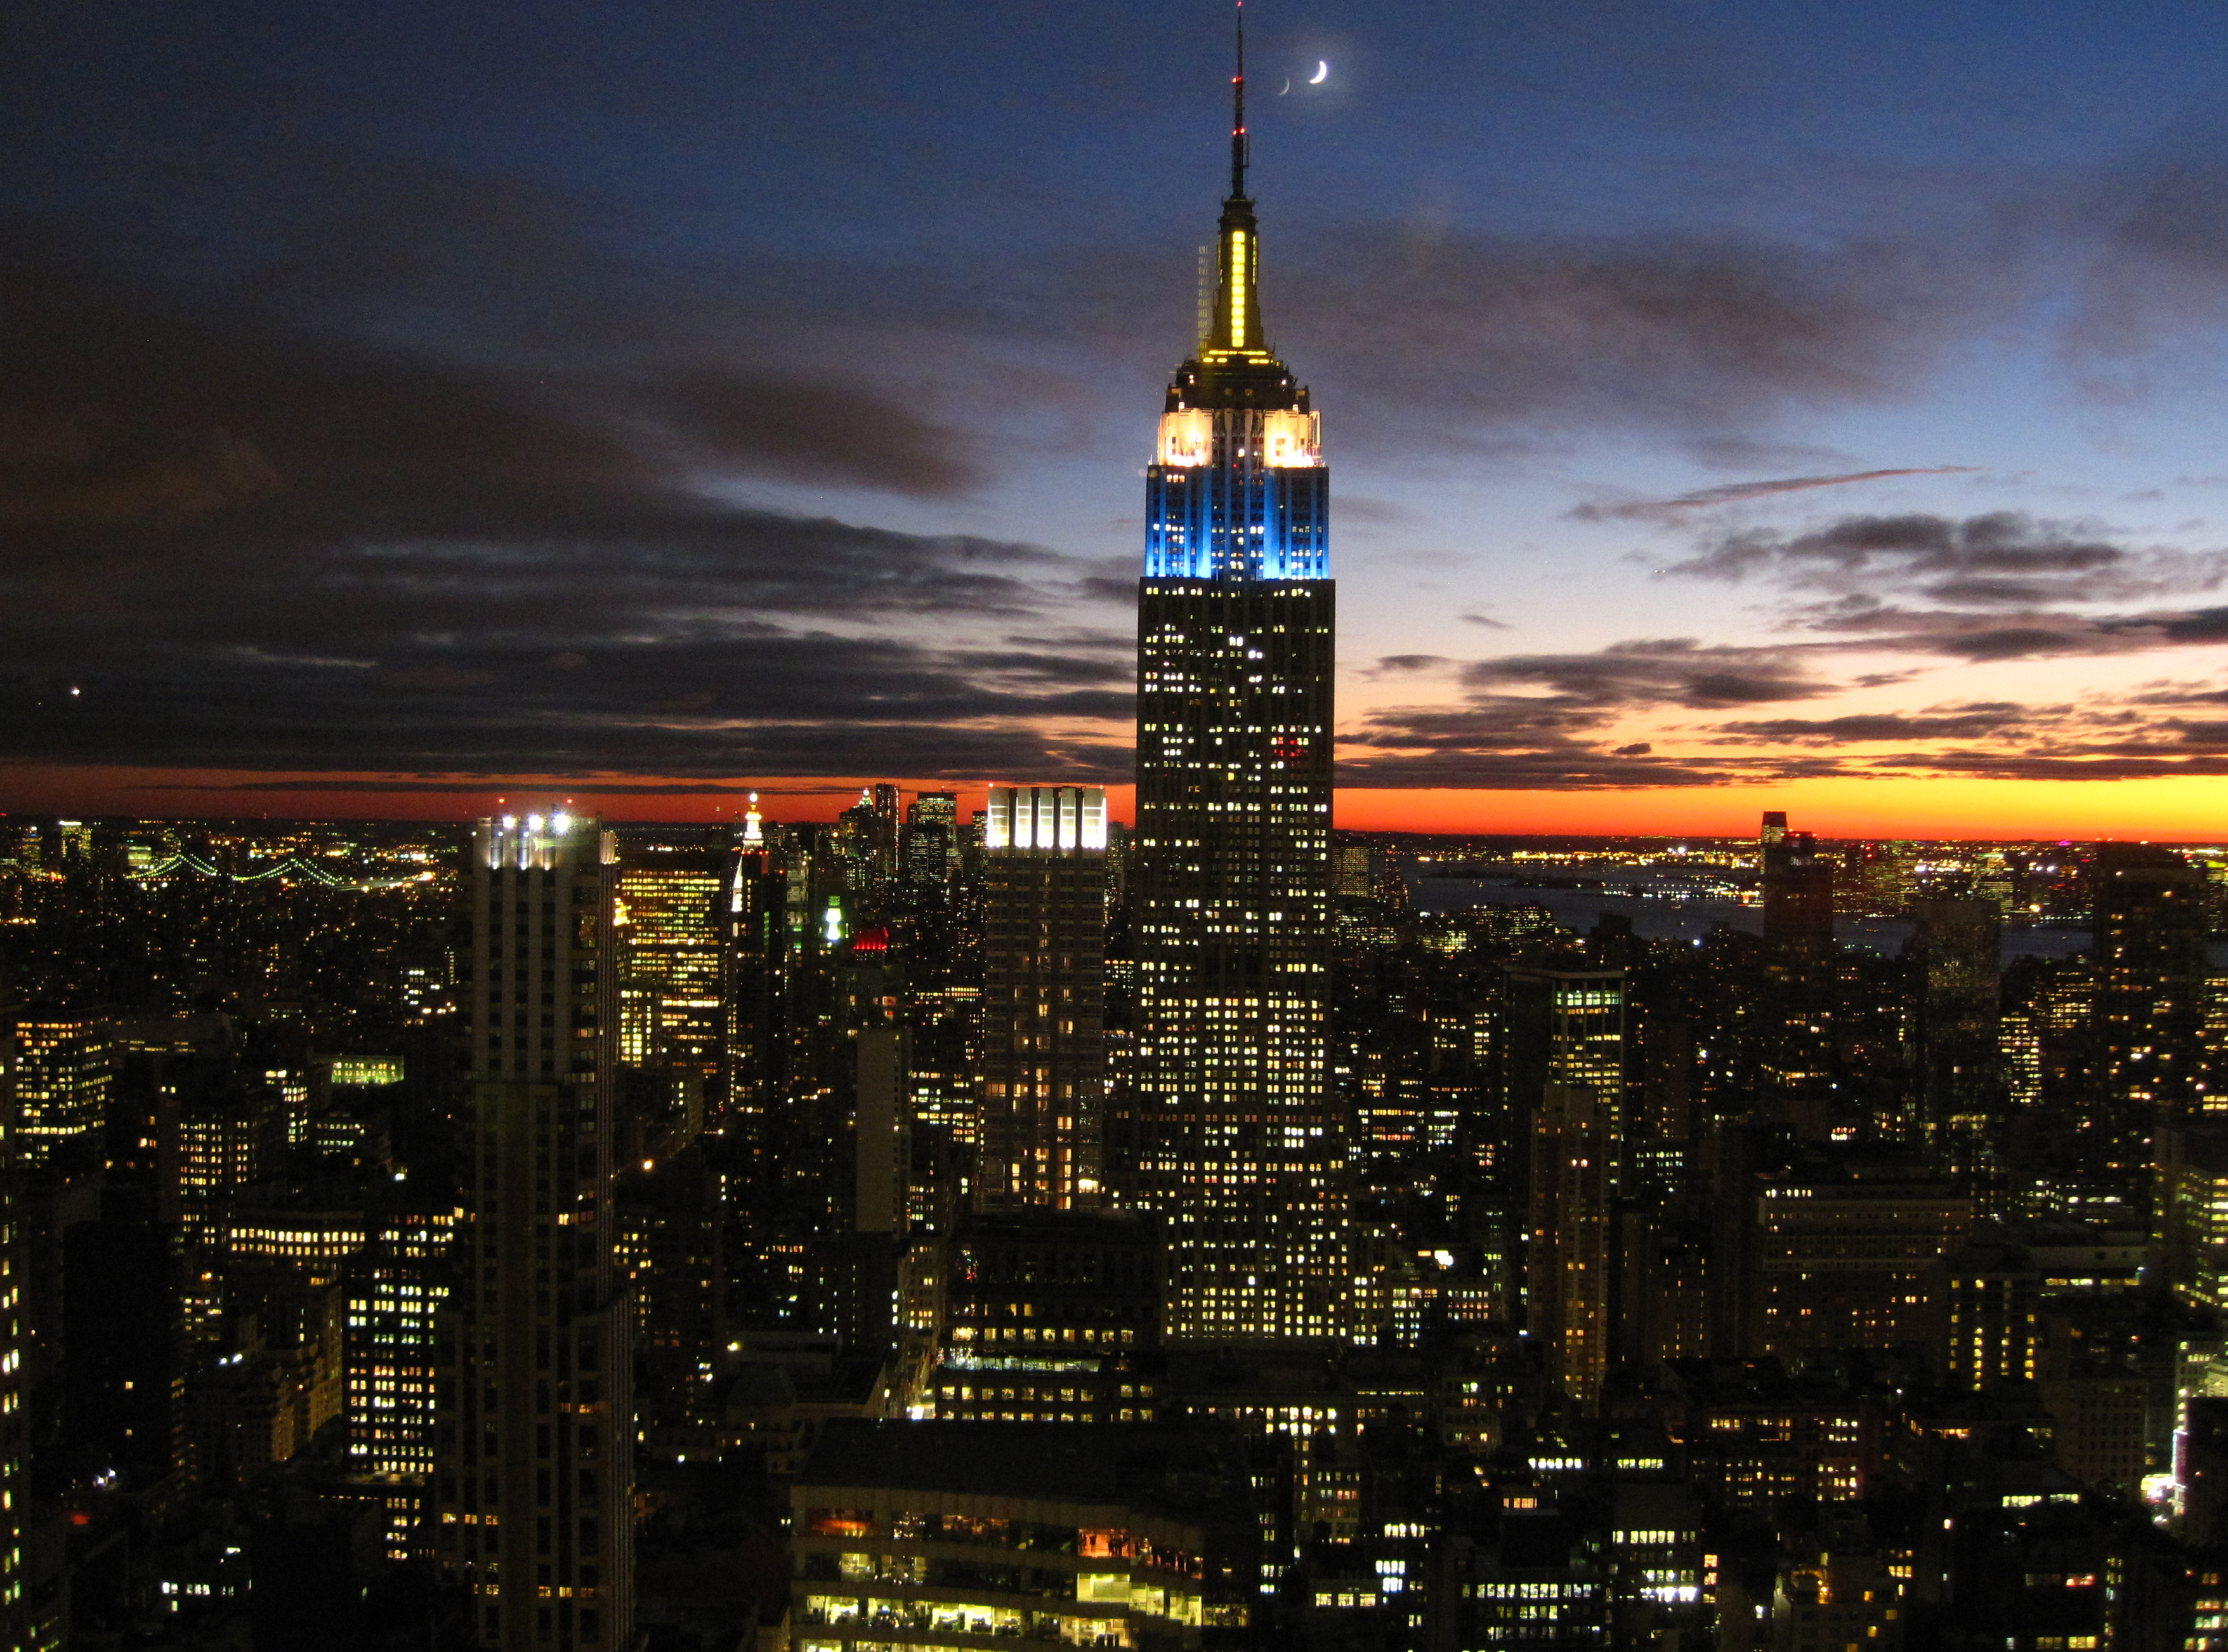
[23,12,2228,1648]
[13,3,2228,834]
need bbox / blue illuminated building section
[1145,454,1328,581]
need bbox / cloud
[0,219,1126,780]
[1340,697,1737,790]
[623,369,981,495]
[1337,636,1836,789]
[1570,466,1981,522]
[1861,749,2228,782]
[1661,510,2153,587]
[1334,494,1422,527]
[1681,436,1854,472]
[0,228,985,521]
[1620,509,2228,671]
[1463,638,1832,708]
[32,138,2228,797]
[1708,709,2035,745]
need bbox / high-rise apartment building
[1125,40,1346,1342]
[870,782,903,883]
[176,1063,285,1346]
[434,813,632,1652]
[1759,813,1837,1137]
[2161,1123,2228,1309]
[979,786,1108,1210]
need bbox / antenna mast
[1231,0,1248,199]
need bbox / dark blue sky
[20,1,2228,250]
[13,1,2228,829]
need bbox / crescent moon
[1278,77,1290,95]
[1308,60,1328,84]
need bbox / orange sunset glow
[11,764,2228,842]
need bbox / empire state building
[1124,27,1349,1343]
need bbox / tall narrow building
[435,814,632,1652]
[2094,844,2207,1120]
[1502,969,1627,1409]
[1908,896,2002,1176]
[1760,812,1834,959]
[978,785,1108,1210]
[1126,33,1347,1342]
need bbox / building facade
[935,1208,1164,1424]
[11,1009,110,1165]
[351,1203,457,1558]
[1746,1158,1972,1360]
[434,814,633,1652]
[613,846,724,1087]
[790,1420,1258,1652]
[2094,846,2208,1122]
[980,785,1108,1210]
[1504,970,1627,1409]
[1125,59,1347,1343]
[1909,897,2003,1174]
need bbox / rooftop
[795,1420,1253,1524]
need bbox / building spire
[1209,0,1262,355]
[1231,0,1248,202]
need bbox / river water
[1410,873,2101,964]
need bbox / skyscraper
[1501,969,1627,1409]
[1758,811,1837,1137]
[2094,844,2207,1119]
[1908,897,2002,1175]
[1759,813,1833,959]
[1125,30,1346,1342]
[723,794,789,1141]
[612,842,725,1107]
[435,814,632,1652]
[904,792,960,893]
[978,785,1108,1210]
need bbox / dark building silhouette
[433,814,632,1652]
[62,1190,182,1483]
[1760,812,1834,959]
[1909,896,2003,1178]
[2093,844,2207,1122]
[1759,812,1838,1137]
[1745,1152,1971,1360]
